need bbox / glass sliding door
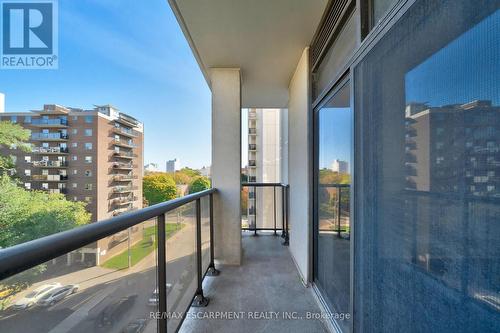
[314,80,352,332]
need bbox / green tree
[178,167,201,178]
[189,176,211,194]
[0,174,91,248]
[172,171,191,185]
[0,121,31,172]
[143,173,177,205]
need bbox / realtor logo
[1,0,58,69]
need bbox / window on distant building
[72,169,78,175]
[24,169,31,176]
[84,129,92,136]
[85,170,92,177]
[85,184,93,190]
[71,142,78,148]
[73,196,78,201]
[25,183,31,190]
[84,143,92,150]
[85,196,92,202]
[85,156,92,163]
[72,116,78,121]
[72,155,77,161]
[72,183,77,188]
[72,129,78,135]
[42,169,49,176]
[24,116,31,123]
[84,116,93,123]
[24,156,31,163]
[11,116,17,123]
[42,183,49,190]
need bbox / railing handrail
[241,182,288,187]
[0,188,217,280]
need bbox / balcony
[115,113,140,127]
[31,133,69,141]
[112,126,139,138]
[112,185,137,193]
[112,174,135,182]
[111,196,136,206]
[248,144,257,151]
[113,151,135,159]
[31,160,69,168]
[32,147,69,154]
[112,162,134,170]
[112,139,136,149]
[31,118,68,127]
[31,175,68,181]
[248,128,257,135]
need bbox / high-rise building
[144,163,160,173]
[166,158,180,173]
[331,159,349,174]
[246,108,287,229]
[0,104,144,263]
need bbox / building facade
[0,104,144,263]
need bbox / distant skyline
[0,0,211,169]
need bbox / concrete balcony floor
[179,233,327,333]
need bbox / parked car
[122,319,147,333]
[11,283,61,310]
[147,284,172,306]
[97,294,138,328]
[36,284,79,306]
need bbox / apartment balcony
[248,160,256,167]
[32,147,69,154]
[112,174,135,182]
[112,185,138,193]
[248,128,257,135]
[115,113,140,127]
[31,160,69,168]
[46,188,67,194]
[111,126,139,138]
[248,144,257,151]
[31,174,68,182]
[31,133,69,141]
[112,206,138,216]
[30,118,69,127]
[112,151,135,159]
[110,196,137,206]
[112,139,136,149]
[112,162,135,170]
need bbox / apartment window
[41,183,48,190]
[72,116,78,121]
[354,1,499,331]
[85,196,92,202]
[42,169,48,176]
[84,143,92,150]
[10,116,17,123]
[72,183,77,188]
[42,142,49,148]
[72,169,78,175]
[73,196,78,201]
[71,142,78,148]
[10,155,16,164]
[114,134,120,141]
[24,156,31,163]
[24,183,31,190]
[84,129,92,136]
[85,184,93,191]
[24,169,31,176]
[72,129,78,135]
[85,156,92,164]
[24,116,31,123]
[72,155,77,161]
[84,116,93,123]
[85,170,92,177]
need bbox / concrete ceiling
[168,0,328,108]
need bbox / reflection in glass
[315,82,352,332]
[355,1,499,332]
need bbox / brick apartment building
[0,103,144,264]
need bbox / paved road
[0,221,205,333]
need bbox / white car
[36,284,79,307]
[11,283,62,310]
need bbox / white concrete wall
[287,48,311,283]
[211,68,242,265]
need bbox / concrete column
[211,68,242,265]
[287,48,311,283]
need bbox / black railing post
[207,193,219,276]
[192,199,209,307]
[337,187,342,238]
[157,214,167,333]
[283,185,289,246]
[281,185,286,239]
[273,186,277,236]
[253,185,258,236]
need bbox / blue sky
[0,0,212,169]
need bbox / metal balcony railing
[31,133,69,140]
[318,184,351,239]
[32,147,69,154]
[32,160,69,167]
[31,118,68,126]
[0,188,218,333]
[241,183,289,245]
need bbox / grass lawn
[102,223,184,270]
